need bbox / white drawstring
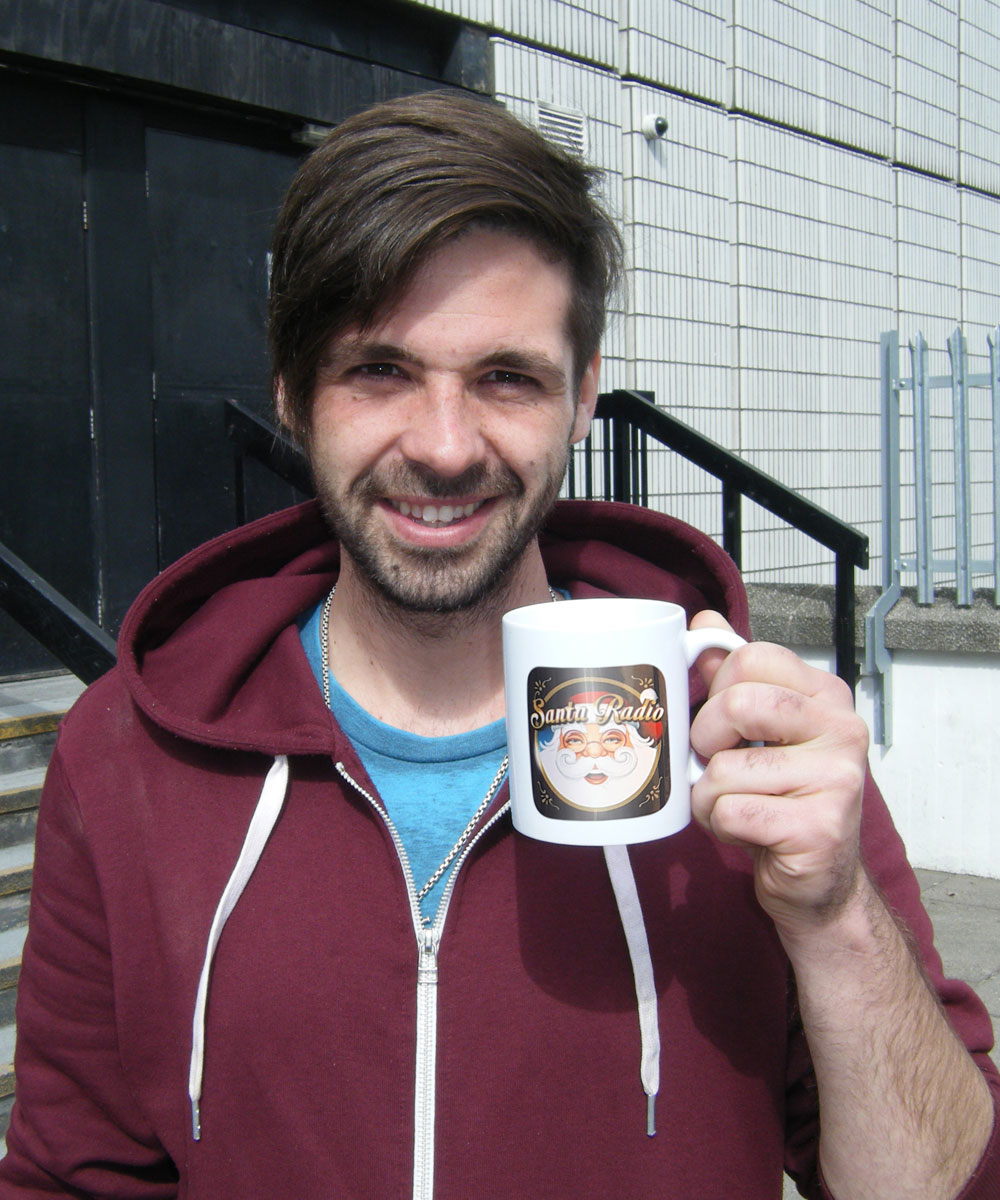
[185,759,658,1141]
[188,755,290,1140]
[603,843,661,1136]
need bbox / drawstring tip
[646,1093,657,1137]
[191,1099,201,1141]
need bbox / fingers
[691,743,867,917]
[686,612,870,922]
[691,675,864,758]
[693,746,867,845]
[698,740,867,806]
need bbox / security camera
[641,114,668,141]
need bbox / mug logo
[527,665,670,820]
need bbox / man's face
[302,228,598,613]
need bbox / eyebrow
[475,349,568,390]
[317,338,568,391]
[317,339,421,375]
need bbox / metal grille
[533,101,588,157]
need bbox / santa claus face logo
[527,665,670,820]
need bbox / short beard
[316,451,569,620]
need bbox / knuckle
[832,709,870,757]
[830,762,865,803]
[827,674,855,708]
[729,640,788,678]
[718,680,761,727]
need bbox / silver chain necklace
[319,581,560,903]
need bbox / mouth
[584,771,608,785]
[388,499,486,528]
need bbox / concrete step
[0,769,43,852]
[0,675,83,776]
[0,730,56,777]
[0,842,35,900]
[0,676,85,734]
[0,675,83,1142]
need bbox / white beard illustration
[535,722,660,811]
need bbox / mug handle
[683,627,747,785]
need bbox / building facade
[418,0,1000,592]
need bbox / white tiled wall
[959,2,1000,194]
[410,0,1000,587]
[731,0,893,157]
[894,1,958,178]
[733,121,894,579]
[419,0,618,65]
[620,0,728,103]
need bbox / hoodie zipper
[336,761,510,1200]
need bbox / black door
[0,76,94,675]
[146,125,301,568]
[0,74,305,676]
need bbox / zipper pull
[418,927,438,977]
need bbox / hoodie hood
[117,498,749,756]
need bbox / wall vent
[534,101,588,158]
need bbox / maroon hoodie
[1,499,997,1199]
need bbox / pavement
[916,867,1000,1070]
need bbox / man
[1,91,997,1199]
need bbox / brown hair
[268,90,622,441]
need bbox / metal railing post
[950,328,973,606]
[912,333,933,603]
[834,551,857,688]
[884,332,902,596]
[610,417,629,502]
[722,481,742,569]
[992,326,1000,606]
[865,332,902,746]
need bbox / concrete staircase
[0,676,85,1136]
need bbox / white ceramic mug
[502,597,745,846]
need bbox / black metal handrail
[225,402,314,523]
[227,392,869,688]
[578,390,869,686]
[0,542,117,684]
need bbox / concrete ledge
[747,583,1000,656]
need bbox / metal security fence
[864,326,1000,745]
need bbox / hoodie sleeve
[782,769,1000,1199]
[0,746,178,1197]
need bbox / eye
[483,369,536,388]
[560,731,586,751]
[601,730,627,752]
[356,362,404,379]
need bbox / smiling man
[2,92,997,1200]
[304,228,595,630]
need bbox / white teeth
[392,500,481,527]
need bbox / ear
[274,376,307,444]
[274,376,291,427]
[569,353,600,444]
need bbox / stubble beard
[314,451,570,622]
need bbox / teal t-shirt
[298,601,508,922]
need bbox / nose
[582,740,605,759]
[396,376,487,479]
